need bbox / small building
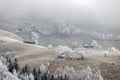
[24,40,36,44]
[83,43,94,48]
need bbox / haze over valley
[0,0,120,80]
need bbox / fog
[0,0,120,27]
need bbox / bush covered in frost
[54,66,104,80]
[66,50,87,60]
[54,66,77,80]
[56,45,74,58]
[109,47,119,53]
[90,40,99,48]
[79,67,104,80]
[56,45,87,60]
[103,47,119,57]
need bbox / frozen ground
[0,29,120,80]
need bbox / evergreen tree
[50,74,54,80]
[14,58,20,72]
[60,76,62,80]
[44,73,47,80]
[8,60,14,73]
[64,75,69,80]
[24,64,31,74]
[33,67,38,80]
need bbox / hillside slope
[0,29,23,41]
[0,29,56,67]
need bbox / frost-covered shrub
[54,67,63,78]
[83,40,100,49]
[66,50,87,60]
[103,50,109,57]
[54,66,77,80]
[56,45,73,58]
[63,66,76,79]
[103,47,119,57]
[67,52,79,59]
[56,45,87,60]
[109,47,119,53]
[79,67,104,80]
[103,47,119,56]
[78,50,87,59]
[54,66,104,80]
[91,40,99,48]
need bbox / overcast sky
[0,0,120,27]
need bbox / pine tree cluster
[0,55,104,80]
[6,58,70,80]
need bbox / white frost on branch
[39,64,50,74]
[0,59,20,80]
[91,40,99,48]
[109,47,119,53]
[54,66,77,80]
[56,45,74,58]
[79,67,104,80]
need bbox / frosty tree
[0,58,20,80]
[56,45,74,58]
[39,64,50,74]
[91,40,99,48]
[79,67,104,80]
[31,32,39,44]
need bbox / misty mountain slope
[0,0,120,79]
[0,17,120,49]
